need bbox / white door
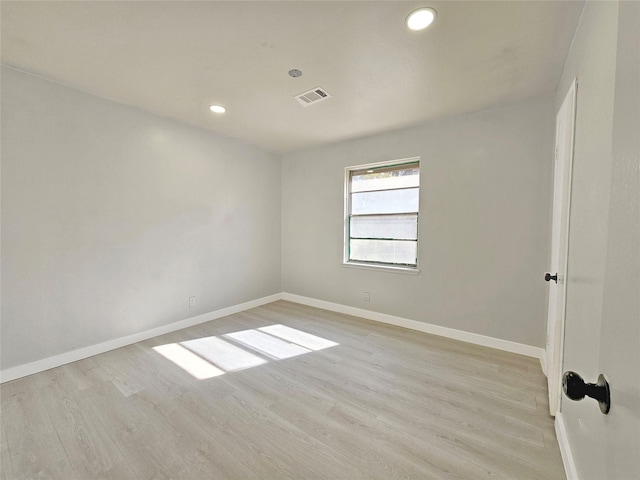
[558,3,639,477]
[567,3,639,476]
[546,80,577,416]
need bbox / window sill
[342,261,420,275]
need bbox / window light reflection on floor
[224,329,310,360]
[181,336,266,371]
[153,343,225,380]
[259,324,338,350]
[152,324,339,380]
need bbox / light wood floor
[1,301,565,479]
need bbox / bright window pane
[349,239,417,265]
[351,166,419,193]
[350,214,417,240]
[351,188,418,215]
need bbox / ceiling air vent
[295,87,332,107]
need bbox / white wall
[1,66,282,370]
[281,97,554,347]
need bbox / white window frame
[343,157,420,274]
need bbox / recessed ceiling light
[209,104,226,114]
[406,7,436,31]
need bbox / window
[344,158,420,270]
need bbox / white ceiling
[1,1,584,153]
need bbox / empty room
[1,1,638,479]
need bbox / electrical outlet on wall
[363,292,370,302]
[188,296,196,308]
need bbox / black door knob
[545,272,558,283]
[562,371,611,414]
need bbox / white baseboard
[282,292,544,359]
[1,291,545,383]
[555,412,579,480]
[0,293,283,383]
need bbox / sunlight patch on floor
[224,329,310,359]
[259,324,339,350]
[152,324,338,379]
[153,343,225,380]
[181,336,267,371]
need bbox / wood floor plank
[268,393,432,480]
[0,376,72,479]
[0,301,566,479]
[1,417,11,480]
[32,369,125,477]
[60,356,110,392]
[216,392,368,479]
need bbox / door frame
[546,79,577,415]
